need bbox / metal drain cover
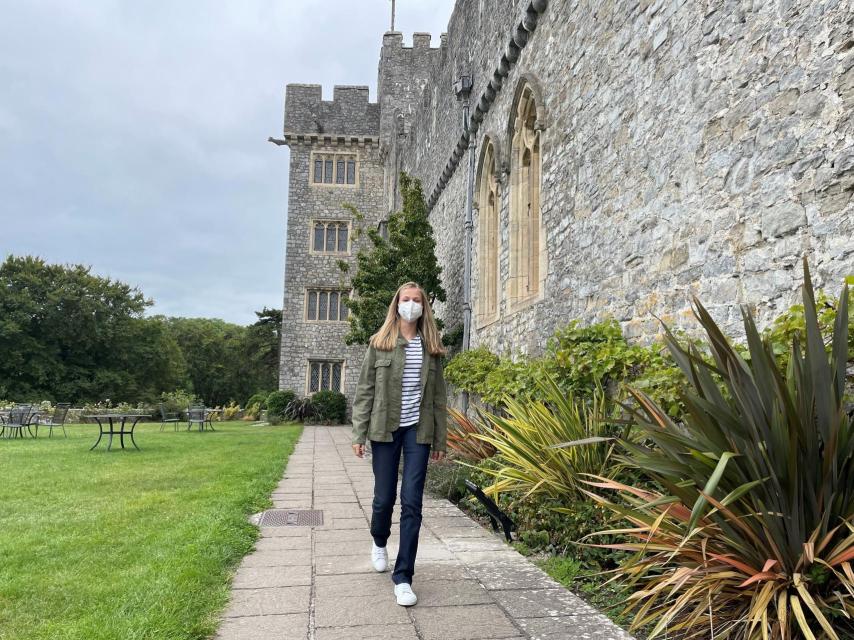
[259,509,324,527]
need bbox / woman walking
[351,281,448,606]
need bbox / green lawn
[0,420,303,640]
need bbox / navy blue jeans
[369,422,431,585]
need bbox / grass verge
[0,420,302,640]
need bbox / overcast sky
[0,0,455,325]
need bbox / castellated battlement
[377,32,444,147]
[381,31,444,50]
[283,83,380,138]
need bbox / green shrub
[441,324,465,357]
[444,346,499,397]
[157,389,198,415]
[284,396,314,422]
[456,454,623,569]
[266,390,296,421]
[588,261,854,639]
[246,391,272,411]
[482,357,543,405]
[762,284,854,365]
[308,390,346,424]
[242,402,261,421]
[222,400,240,420]
[445,321,688,416]
[463,376,627,501]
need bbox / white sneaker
[371,542,388,572]
[394,582,417,606]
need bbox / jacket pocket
[369,358,392,438]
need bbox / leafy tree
[243,306,281,397]
[164,317,249,407]
[337,172,446,345]
[0,255,184,402]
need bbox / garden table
[204,408,222,431]
[83,414,150,451]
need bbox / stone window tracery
[476,139,500,325]
[305,288,350,322]
[307,360,343,393]
[509,83,546,309]
[311,220,349,254]
[311,152,358,185]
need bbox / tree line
[0,255,281,406]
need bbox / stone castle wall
[278,0,854,407]
[393,0,854,357]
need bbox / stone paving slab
[315,623,419,640]
[213,425,635,640]
[315,594,411,627]
[411,603,520,640]
[223,585,310,617]
[214,612,308,640]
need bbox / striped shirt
[399,334,423,426]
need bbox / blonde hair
[369,281,447,355]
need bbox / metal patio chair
[1,405,37,439]
[159,403,181,432]
[187,405,206,431]
[34,403,71,438]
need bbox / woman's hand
[430,450,446,462]
[352,443,365,458]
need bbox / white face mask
[397,299,423,322]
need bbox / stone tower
[274,84,384,410]
[273,35,441,415]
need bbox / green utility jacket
[351,328,448,452]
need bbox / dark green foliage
[445,320,685,416]
[158,389,199,415]
[308,390,347,424]
[246,392,272,410]
[597,259,854,637]
[337,172,446,345]
[284,396,314,422]
[243,307,282,393]
[0,255,185,403]
[441,324,465,358]
[0,255,282,406]
[265,390,296,421]
[163,317,251,407]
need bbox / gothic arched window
[477,139,499,324]
[509,82,545,309]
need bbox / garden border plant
[582,259,853,640]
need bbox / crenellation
[412,32,432,49]
[283,83,379,138]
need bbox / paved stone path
[214,425,633,639]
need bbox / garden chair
[1,405,36,439]
[187,405,206,431]
[158,403,181,432]
[34,403,71,438]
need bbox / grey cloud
[0,0,453,324]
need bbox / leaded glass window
[312,221,349,253]
[308,361,343,393]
